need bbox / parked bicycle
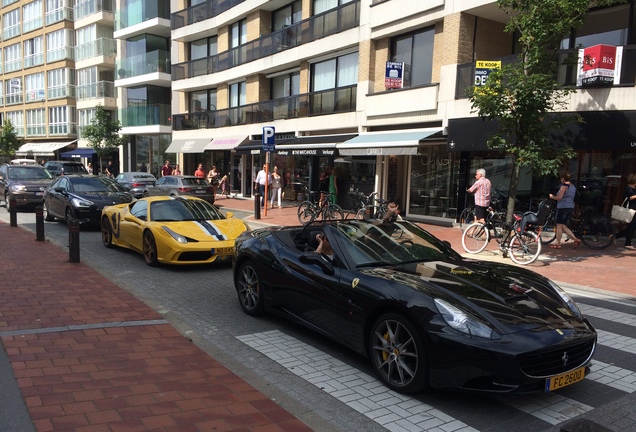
[462,209,542,265]
[297,191,344,224]
[458,198,507,229]
[535,204,616,249]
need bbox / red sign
[578,44,622,86]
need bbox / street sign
[263,126,275,152]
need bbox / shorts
[474,205,488,221]
[556,208,574,225]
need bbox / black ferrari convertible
[233,219,596,394]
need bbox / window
[6,111,24,136]
[5,78,23,105]
[391,27,434,87]
[47,68,74,99]
[190,36,217,60]
[49,105,76,135]
[272,72,300,98]
[4,43,22,73]
[273,0,302,31]
[190,89,217,112]
[46,29,75,62]
[26,108,46,136]
[2,9,20,40]
[313,0,352,14]
[230,19,247,48]
[228,81,245,125]
[25,72,45,102]
[23,0,43,34]
[311,52,358,91]
[46,0,68,25]
[24,37,44,68]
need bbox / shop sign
[474,60,501,86]
[577,44,623,87]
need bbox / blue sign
[262,126,275,152]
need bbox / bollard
[254,193,261,220]
[35,205,45,241]
[68,218,80,263]
[9,198,17,227]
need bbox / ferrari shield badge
[352,278,359,289]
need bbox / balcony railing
[172,1,360,81]
[6,93,23,105]
[74,0,113,21]
[24,53,45,68]
[4,59,22,73]
[115,0,170,31]
[119,104,171,127]
[27,126,46,136]
[77,81,116,100]
[47,46,75,63]
[48,84,76,100]
[46,7,74,25]
[172,85,356,131]
[49,123,78,136]
[23,17,43,34]
[26,88,46,102]
[75,38,117,61]
[116,50,170,79]
[171,0,245,30]
[455,46,636,99]
[3,25,20,41]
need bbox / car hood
[359,259,584,335]
[71,191,132,205]
[155,218,248,241]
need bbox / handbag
[611,198,636,223]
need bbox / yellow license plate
[213,247,233,256]
[545,366,585,392]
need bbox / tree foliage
[83,105,127,172]
[469,0,624,219]
[0,120,23,159]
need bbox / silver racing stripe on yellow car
[195,221,228,240]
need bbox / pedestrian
[171,164,181,175]
[270,166,282,209]
[194,163,206,178]
[105,161,114,178]
[207,166,219,195]
[161,160,171,177]
[254,164,271,209]
[319,167,330,205]
[466,168,491,224]
[617,173,636,250]
[548,171,581,249]
[87,162,93,174]
[328,166,337,204]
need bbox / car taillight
[179,187,191,192]
[131,182,143,187]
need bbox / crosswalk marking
[578,303,636,327]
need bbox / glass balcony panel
[75,38,117,61]
[0,96,4,106]
[45,7,74,25]
[117,50,170,78]
[171,0,245,30]
[26,89,46,102]
[6,93,24,105]
[2,0,18,6]
[47,47,75,63]
[27,126,46,136]
[115,0,170,31]
[49,123,78,135]
[24,54,45,68]
[3,25,21,41]
[5,59,22,73]
[74,0,113,21]
[77,81,115,100]
[48,85,76,99]
[23,17,43,34]
[119,104,171,127]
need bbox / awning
[205,136,247,151]
[15,140,77,157]
[166,138,212,153]
[275,134,357,156]
[59,148,96,158]
[337,128,444,156]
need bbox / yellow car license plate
[213,247,233,256]
[545,366,585,392]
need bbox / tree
[469,0,623,220]
[83,105,127,174]
[0,120,23,159]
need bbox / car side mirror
[225,211,233,219]
[299,251,335,276]
[54,187,65,193]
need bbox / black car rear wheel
[101,216,113,248]
[236,261,264,316]
[143,231,159,266]
[369,313,428,394]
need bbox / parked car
[233,219,597,394]
[10,159,40,165]
[101,196,249,266]
[43,160,89,177]
[144,175,215,204]
[114,172,157,198]
[0,163,53,209]
[43,175,133,225]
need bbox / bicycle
[458,198,507,229]
[462,211,542,265]
[297,191,344,224]
[536,204,616,249]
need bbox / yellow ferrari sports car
[101,195,249,266]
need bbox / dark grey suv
[0,163,54,209]
[43,161,89,176]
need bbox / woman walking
[270,166,282,208]
[548,171,581,249]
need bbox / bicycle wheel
[297,201,316,225]
[579,216,616,250]
[459,208,475,229]
[323,204,344,221]
[354,208,367,220]
[539,214,557,245]
[509,231,542,265]
[461,222,489,253]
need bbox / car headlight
[71,197,94,208]
[548,280,582,318]
[9,184,26,193]
[162,226,187,243]
[434,298,500,340]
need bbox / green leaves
[0,120,23,158]
[83,105,127,160]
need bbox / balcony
[3,25,20,41]
[26,89,46,102]
[24,54,45,69]
[47,46,75,63]
[23,17,43,34]
[171,0,245,30]
[172,85,356,131]
[5,93,23,106]
[115,0,170,31]
[75,38,117,61]
[4,59,22,73]
[48,84,76,100]
[49,123,78,136]
[119,104,171,127]
[46,7,74,25]
[116,50,170,79]
[172,1,361,81]
[74,0,113,21]
[77,81,115,100]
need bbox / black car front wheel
[101,216,113,248]
[3,191,9,211]
[65,207,75,226]
[143,231,159,266]
[236,261,265,316]
[369,313,428,394]
[43,201,55,221]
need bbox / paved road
[2,210,635,432]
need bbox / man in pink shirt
[467,168,491,223]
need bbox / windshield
[331,220,461,267]
[150,198,224,221]
[70,177,126,193]
[182,178,210,186]
[63,164,88,173]
[7,166,53,180]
